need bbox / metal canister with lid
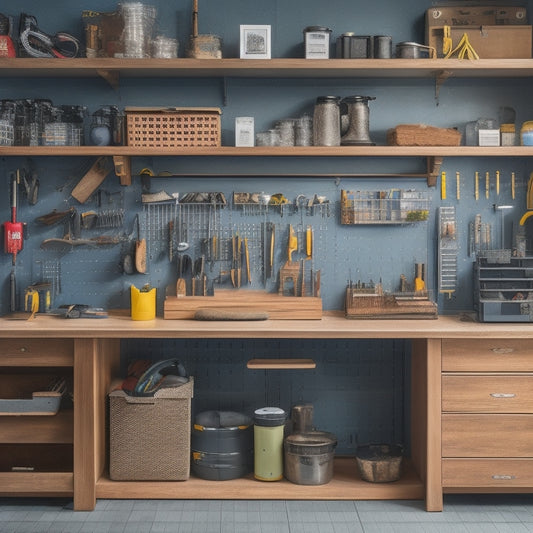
[254,407,286,481]
[303,26,332,59]
[313,96,341,146]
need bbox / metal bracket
[96,69,120,90]
[427,156,444,187]
[434,70,452,104]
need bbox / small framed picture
[240,25,271,59]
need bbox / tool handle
[192,0,199,37]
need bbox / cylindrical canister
[373,35,392,58]
[254,407,286,481]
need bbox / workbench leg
[411,338,443,512]
[73,339,120,511]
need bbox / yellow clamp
[443,26,479,60]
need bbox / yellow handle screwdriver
[485,171,490,199]
[496,170,500,196]
[475,171,479,200]
[441,171,446,200]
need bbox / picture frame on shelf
[240,25,271,59]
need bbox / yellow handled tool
[441,171,446,200]
[512,172,516,200]
[288,225,298,263]
[475,171,479,200]
[485,171,490,199]
[496,170,500,196]
[306,225,313,259]
[24,287,39,314]
[456,171,460,200]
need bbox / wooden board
[164,290,322,320]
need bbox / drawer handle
[19,347,27,353]
[492,475,516,480]
[490,393,516,398]
[491,347,514,354]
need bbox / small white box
[235,117,255,147]
[478,129,500,146]
[304,30,331,59]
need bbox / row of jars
[0,100,123,147]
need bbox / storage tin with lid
[254,407,286,481]
[303,26,332,59]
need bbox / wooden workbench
[1,313,532,512]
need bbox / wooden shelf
[2,57,533,79]
[1,145,533,157]
[96,457,423,501]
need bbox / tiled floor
[3,495,533,533]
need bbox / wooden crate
[164,290,322,320]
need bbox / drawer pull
[492,475,516,480]
[19,347,27,353]
[490,393,516,398]
[491,347,514,355]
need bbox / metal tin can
[336,33,372,58]
[373,35,392,58]
[303,26,332,59]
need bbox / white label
[478,129,500,147]
[235,117,255,147]
[305,33,330,59]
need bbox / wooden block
[387,124,461,147]
[164,290,322,320]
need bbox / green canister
[253,407,286,481]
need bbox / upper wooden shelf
[2,146,533,157]
[2,57,533,79]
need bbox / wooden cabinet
[441,339,533,490]
[0,339,74,497]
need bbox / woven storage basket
[125,107,221,148]
[109,377,193,480]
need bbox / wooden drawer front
[442,339,533,372]
[442,374,533,413]
[442,414,533,457]
[443,458,533,488]
[0,411,73,444]
[0,339,73,367]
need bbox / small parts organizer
[125,107,222,148]
[340,189,430,225]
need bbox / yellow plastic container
[130,285,156,320]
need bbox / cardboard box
[109,378,193,481]
[427,25,532,59]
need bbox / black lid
[304,26,332,33]
[316,96,340,104]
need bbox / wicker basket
[109,377,193,480]
[125,107,221,148]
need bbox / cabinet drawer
[0,410,73,444]
[442,374,533,413]
[0,339,73,367]
[443,458,533,488]
[442,339,533,372]
[442,414,533,457]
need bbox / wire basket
[340,189,430,225]
[126,107,222,148]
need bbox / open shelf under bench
[96,458,423,501]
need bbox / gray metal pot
[283,431,337,485]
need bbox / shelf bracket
[434,70,452,104]
[426,156,444,187]
[113,155,132,186]
[96,69,120,90]
[222,76,228,106]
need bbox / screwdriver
[456,171,460,200]
[475,171,479,200]
[485,171,490,199]
[441,171,446,200]
[511,172,516,200]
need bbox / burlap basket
[109,377,193,480]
